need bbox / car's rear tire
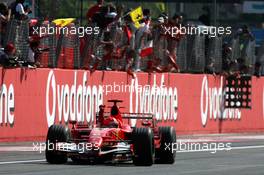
[132,127,154,166]
[45,125,71,164]
[156,126,176,164]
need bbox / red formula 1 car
[45,100,176,166]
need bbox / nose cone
[88,137,103,147]
[88,128,103,146]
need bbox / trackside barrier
[0,68,264,142]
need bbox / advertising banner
[0,68,264,141]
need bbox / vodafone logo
[200,76,241,126]
[129,75,178,126]
[0,84,15,126]
[46,70,103,127]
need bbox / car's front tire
[45,125,71,164]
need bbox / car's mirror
[141,120,151,126]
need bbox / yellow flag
[52,18,76,27]
[130,6,143,28]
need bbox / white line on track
[230,145,264,150]
[0,146,35,152]
[177,145,264,153]
[0,159,45,165]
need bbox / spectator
[27,39,40,68]
[0,3,10,46]
[228,60,239,75]
[123,11,137,78]
[254,62,262,77]
[0,3,10,21]
[235,25,255,72]
[134,8,152,71]
[205,62,216,75]
[0,43,16,66]
[115,4,124,23]
[237,58,250,74]
[124,9,137,49]
[10,0,31,20]
[87,0,104,23]
[161,12,169,24]
[150,14,168,72]
[92,4,117,30]
[199,6,211,26]
[235,25,255,42]
[165,14,182,72]
[222,42,232,72]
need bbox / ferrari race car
[45,100,176,166]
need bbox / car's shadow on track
[67,161,135,167]
[32,160,171,167]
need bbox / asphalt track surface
[0,134,264,175]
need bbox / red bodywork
[65,100,160,162]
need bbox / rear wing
[95,112,156,126]
[121,113,154,120]
[122,113,156,127]
[96,112,154,119]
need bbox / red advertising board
[0,68,264,142]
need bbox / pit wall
[0,68,264,142]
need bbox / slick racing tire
[156,126,176,164]
[132,127,155,166]
[45,125,71,164]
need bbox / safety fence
[38,23,57,67]
[37,23,81,69]
[4,19,29,60]
[2,19,260,75]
